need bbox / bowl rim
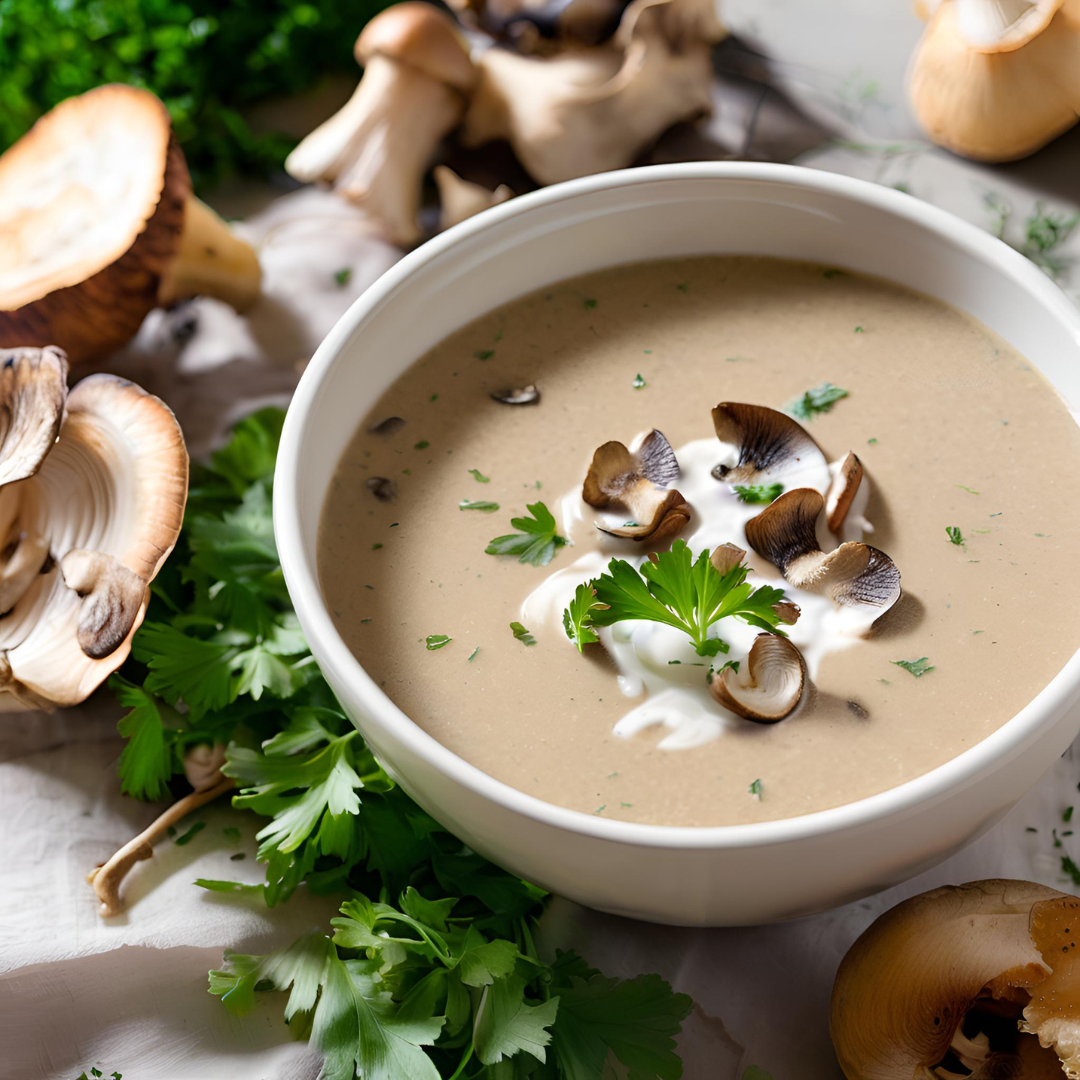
[276,161,1080,851]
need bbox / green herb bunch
[0,0,389,187]
[114,408,692,1079]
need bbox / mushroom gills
[709,632,805,723]
[490,383,540,405]
[582,428,690,541]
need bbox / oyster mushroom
[908,0,1080,162]
[0,85,261,363]
[709,633,805,723]
[583,428,690,541]
[450,0,633,49]
[711,401,830,489]
[459,0,724,185]
[434,166,514,231]
[490,383,540,405]
[826,451,865,534]
[286,4,477,245]
[831,878,1080,1078]
[0,353,187,709]
[745,488,901,622]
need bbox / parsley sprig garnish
[486,501,568,566]
[564,540,788,657]
[111,409,691,1079]
[787,382,849,420]
[733,483,784,504]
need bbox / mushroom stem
[156,195,261,311]
[87,775,235,918]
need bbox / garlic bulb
[908,0,1080,161]
[0,345,187,710]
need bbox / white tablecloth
[3,2,1079,1076]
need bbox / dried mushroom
[0,348,187,710]
[745,488,901,623]
[459,0,724,185]
[908,0,1080,161]
[826,450,865,534]
[583,428,690,541]
[434,166,514,231]
[286,4,477,245]
[709,633,805,723]
[711,401,829,486]
[0,85,261,363]
[831,878,1080,1078]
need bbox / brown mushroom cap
[831,879,1079,1078]
[356,2,477,91]
[709,633,805,723]
[711,402,828,484]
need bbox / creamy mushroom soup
[318,256,1080,826]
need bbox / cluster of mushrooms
[832,878,1080,1078]
[578,402,901,723]
[909,0,1080,161]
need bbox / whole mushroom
[832,879,1080,1077]
[0,85,261,363]
[285,3,477,245]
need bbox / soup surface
[318,256,1080,827]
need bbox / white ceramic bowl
[276,163,1080,926]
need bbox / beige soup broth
[318,256,1080,827]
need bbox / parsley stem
[447,1043,474,1080]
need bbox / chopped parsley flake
[946,525,965,546]
[955,484,980,495]
[867,437,878,445]
[371,543,382,550]
[786,382,849,420]
[474,349,495,360]
[823,269,845,279]
[1066,806,1075,823]
[414,440,429,450]
[510,622,536,646]
[749,779,763,799]
[467,647,479,662]
[429,393,438,402]
[854,325,865,333]
[175,821,206,846]
[675,282,689,293]
[892,657,935,678]
[485,502,569,567]
[733,483,784,505]
[468,468,490,483]
[583,298,598,309]
[632,373,646,389]
[333,267,351,287]
[425,634,452,651]
[459,499,500,513]
[223,826,241,844]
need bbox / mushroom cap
[709,633,804,723]
[831,879,1075,1078]
[908,0,1080,161]
[826,450,864,534]
[0,345,68,486]
[434,165,514,231]
[356,2,477,92]
[0,85,189,362]
[711,402,829,486]
[954,0,1063,52]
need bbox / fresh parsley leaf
[474,969,558,1067]
[749,779,763,799]
[485,502,569,567]
[460,499,500,513]
[586,540,788,658]
[892,657,935,677]
[786,383,849,420]
[474,349,495,360]
[426,634,452,651]
[946,525,964,546]
[334,267,352,287]
[469,469,491,483]
[174,821,206,846]
[632,373,647,389]
[112,676,180,801]
[510,622,536,646]
[733,483,784,505]
[563,583,601,652]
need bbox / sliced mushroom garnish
[711,402,829,487]
[0,86,260,363]
[826,451,864,534]
[831,879,1080,1078]
[745,488,901,622]
[369,415,407,436]
[709,542,746,576]
[366,476,396,502]
[583,428,690,541]
[0,367,187,708]
[490,384,540,405]
[709,633,805,723]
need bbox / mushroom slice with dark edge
[285,4,477,245]
[0,86,261,363]
[709,633,805,723]
[711,401,829,486]
[583,428,690,541]
[831,878,1080,1078]
[825,451,864,534]
[366,476,396,502]
[490,384,540,405]
[0,370,188,709]
[745,487,901,621]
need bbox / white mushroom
[434,166,514,231]
[583,428,691,541]
[0,85,261,363]
[908,0,1080,161]
[459,0,725,185]
[709,633,805,723]
[825,451,865,534]
[286,4,477,245]
[0,353,188,709]
[745,488,902,626]
[831,878,1080,1078]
